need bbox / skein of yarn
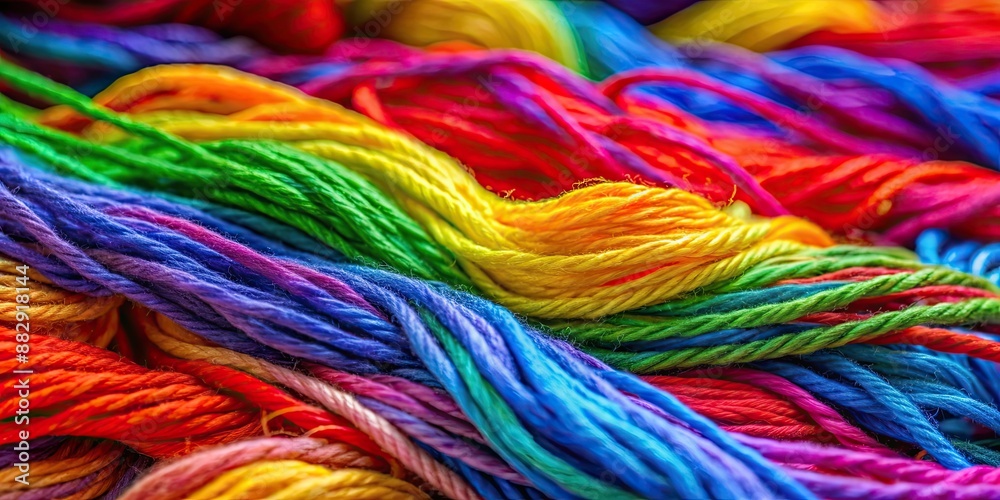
[648,0,1000,75]
[347,0,586,73]
[1,1,999,499]
[0,0,344,53]
[4,63,1000,367]
[8,20,999,244]
[0,146,823,499]
[5,109,999,496]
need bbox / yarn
[154,292,1000,496]
[0,439,149,500]
[186,461,428,500]
[0,329,258,457]
[144,301,882,467]
[4,120,1000,496]
[9,3,1000,171]
[134,270,1000,494]
[0,277,390,464]
[643,370,889,450]
[10,124,996,497]
[16,36,995,245]
[648,0,877,52]
[120,437,382,500]
[128,309,488,500]
[139,434,1000,500]
[7,18,1000,244]
[0,14,266,96]
[648,0,1000,76]
[0,0,343,53]
[758,345,1000,468]
[346,0,586,74]
[7,63,838,319]
[0,329,394,465]
[0,4,999,499]
[568,2,1000,170]
[291,46,1000,243]
[0,143,826,499]
[917,230,1000,285]
[0,256,123,346]
[738,433,1000,498]
[3,65,1000,371]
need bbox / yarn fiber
[1,2,1000,499]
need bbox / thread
[568,2,1000,170]
[0,141,821,498]
[0,439,148,500]
[648,0,1000,79]
[7,63,843,319]
[347,0,585,74]
[643,372,888,449]
[740,433,1000,498]
[0,328,259,457]
[128,308,484,500]
[13,124,984,496]
[917,229,1000,285]
[16,40,998,245]
[0,0,343,53]
[1,124,999,496]
[0,327,386,461]
[9,3,1000,171]
[186,461,428,500]
[649,0,879,52]
[757,345,1000,467]
[2,64,999,369]
[120,437,380,500]
[0,5,998,499]
[8,16,1000,243]
[145,300,884,470]
[0,257,122,346]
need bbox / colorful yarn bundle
[1,1,1000,499]
[6,15,1000,245]
[0,0,343,53]
[647,0,1000,79]
[918,230,1000,285]
[2,125,999,497]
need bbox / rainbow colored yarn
[1,1,1000,499]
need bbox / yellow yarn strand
[0,257,123,346]
[37,65,833,319]
[187,461,429,500]
[347,0,586,72]
[649,0,879,52]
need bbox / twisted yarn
[0,0,343,52]
[0,3,1000,499]
[0,142,822,499]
